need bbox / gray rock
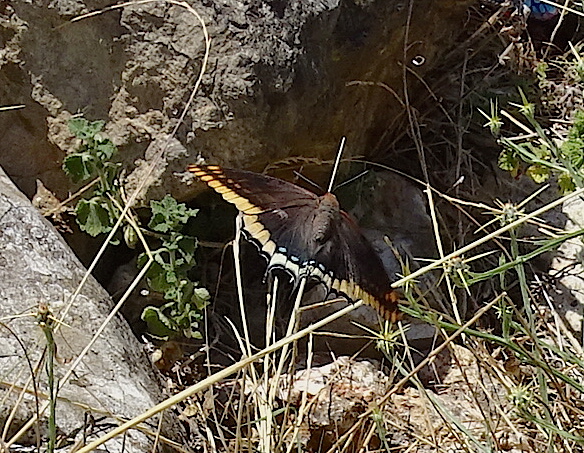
[279,356,390,451]
[549,196,584,336]
[0,166,187,451]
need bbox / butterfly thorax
[312,192,340,243]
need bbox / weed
[488,88,584,192]
[62,118,120,237]
[63,117,209,339]
[137,196,209,339]
[37,303,57,453]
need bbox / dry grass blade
[392,186,584,288]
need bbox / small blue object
[524,0,559,20]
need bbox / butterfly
[188,165,402,322]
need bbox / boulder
[1,0,474,202]
[0,166,188,451]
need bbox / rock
[549,196,584,335]
[277,346,517,452]
[1,0,474,202]
[1,0,470,313]
[279,356,390,451]
[0,166,188,451]
[390,344,513,451]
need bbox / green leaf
[558,172,576,194]
[525,165,550,184]
[141,306,175,339]
[527,142,551,160]
[163,285,180,302]
[176,235,197,265]
[62,153,96,183]
[68,118,105,140]
[124,224,139,249]
[498,150,520,174]
[535,62,548,79]
[560,138,584,169]
[137,252,149,269]
[148,195,198,233]
[75,198,112,236]
[165,269,178,285]
[512,87,535,119]
[568,111,584,139]
[68,118,90,138]
[478,100,503,136]
[187,330,203,339]
[172,301,192,324]
[96,139,117,161]
[193,287,210,309]
[143,261,175,293]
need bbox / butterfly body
[188,164,401,322]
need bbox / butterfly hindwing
[315,211,399,319]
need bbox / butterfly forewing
[191,165,317,211]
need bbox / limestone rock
[549,196,584,335]
[0,166,188,452]
[1,0,474,202]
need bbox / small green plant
[63,117,208,339]
[137,196,209,339]
[63,118,121,237]
[37,302,57,453]
[478,98,503,136]
[566,42,584,83]
[485,89,584,193]
[371,407,391,451]
[508,384,533,412]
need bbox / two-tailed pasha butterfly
[188,165,401,322]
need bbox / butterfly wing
[188,165,318,212]
[312,210,400,321]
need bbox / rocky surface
[0,165,187,451]
[280,356,391,451]
[1,0,474,346]
[278,346,512,452]
[549,196,584,335]
[1,0,474,203]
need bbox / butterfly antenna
[333,169,369,191]
[293,170,323,192]
[327,136,346,193]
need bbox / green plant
[63,118,121,237]
[486,89,584,192]
[63,117,208,339]
[37,303,57,453]
[137,196,209,339]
